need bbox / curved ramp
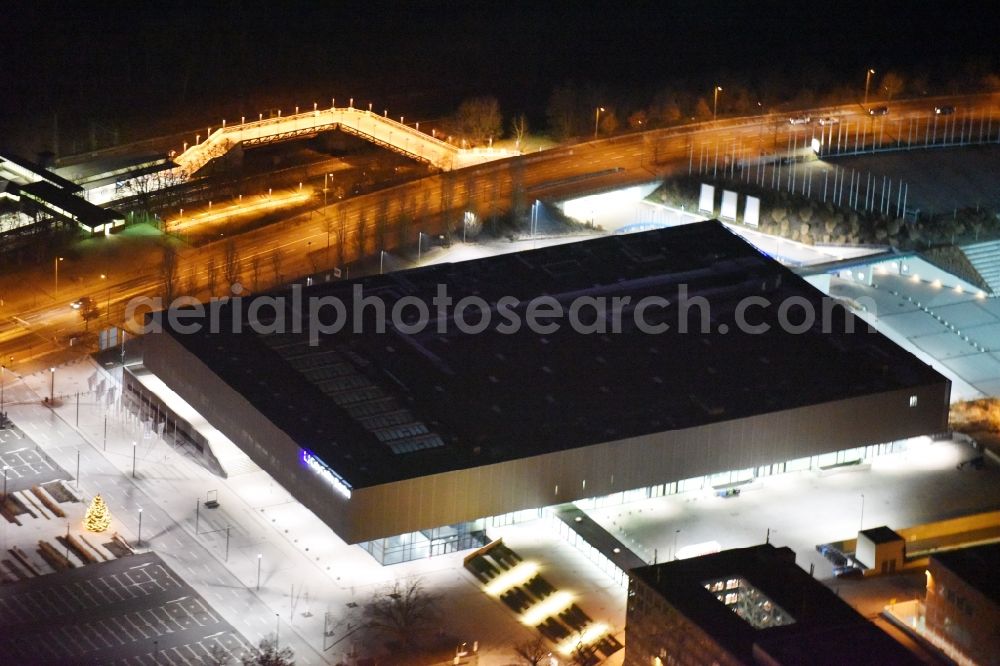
[173,106,515,175]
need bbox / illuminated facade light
[556,622,609,655]
[484,561,539,596]
[521,590,573,626]
[301,449,352,498]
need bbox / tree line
[446,65,1000,145]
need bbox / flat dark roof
[932,541,1000,606]
[21,181,124,229]
[630,544,920,664]
[152,221,945,488]
[0,152,83,192]
[553,504,646,572]
[53,153,174,188]
[0,179,19,196]
[860,526,904,544]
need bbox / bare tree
[464,212,482,241]
[223,239,240,288]
[362,579,440,649]
[439,174,456,241]
[880,71,905,101]
[249,255,262,291]
[454,96,503,145]
[205,257,218,296]
[269,248,284,286]
[337,208,347,268]
[396,196,412,250]
[512,637,550,666]
[649,88,684,125]
[183,271,198,300]
[160,244,179,303]
[546,83,581,139]
[375,199,389,252]
[599,109,619,134]
[324,213,337,257]
[77,297,101,332]
[116,168,186,216]
[355,211,369,258]
[240,637,294,666]
[511,113,528,149]
[511,159,528,228]
[628,109,648,129]
[694,97,712,121]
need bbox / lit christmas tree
[84,494,111,532]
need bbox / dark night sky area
[1,0,998,146]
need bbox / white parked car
[818,116,839,126]
[788,115,811,125]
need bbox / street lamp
[256,553,262,590]
[100,273,111,323]
[3,465,10,498]
[131,441,137,478]
[1,364,6,419]
[713,86,723,121]
[594,107,605,138]
[417,232,426,262]
[49,367,55,403]
[864,68,875,107]
[859,493,865,533]
[137,507,143,547]
[54,256,63,295]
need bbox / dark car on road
[834,564,864,578]
[935,105,956,115]
[817,544,849,567]
[70,296,94,312]
[867,106,889,116]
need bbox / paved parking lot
[0,426,68,494]
[0,551,253,665]
[585,437,1000,582]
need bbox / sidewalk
[6,356,546,665]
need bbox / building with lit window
[924,542,1000,665]
[624,544,922,665]
[134,221,950,564]
[0,152,125,234]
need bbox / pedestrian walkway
[4,356,570,664]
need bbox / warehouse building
[134,222,950,564]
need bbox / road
[0,92,997,373]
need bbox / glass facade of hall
[549,437,919,586]
[574,440,903,512]
[360,521,490,565]
[361,437,918,566]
